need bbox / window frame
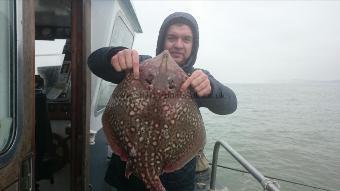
[0,0,21,168]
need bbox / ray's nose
[160,52,169,74]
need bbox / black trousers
[105,154,196,191]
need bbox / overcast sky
[131,0,340,84]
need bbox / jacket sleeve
[195,70,237,115]
[87,46,127,84]
[87,46,152,84]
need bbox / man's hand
[111,49,140,79]
[181,70,211,97]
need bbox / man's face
[164,24,193,65]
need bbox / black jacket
[88,46,237,115]
[87,12,237,191]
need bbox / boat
[2,1,327,191]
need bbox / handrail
[210,140,280,191]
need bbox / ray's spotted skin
[102,50,206,191]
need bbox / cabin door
[0,0,35,190]
[34,0,90,190]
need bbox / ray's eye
[145,74,154,85]
[168,79,175,89]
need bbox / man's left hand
[181,70,211,97]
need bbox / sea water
[201,82,340,191]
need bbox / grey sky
[132,0,340,83]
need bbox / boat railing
[210,140,280,191]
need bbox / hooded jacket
[88,12,237,115]
[87,12,237,190]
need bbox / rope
[211,163,335,191]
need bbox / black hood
[156,12,199,73]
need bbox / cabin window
[95,14,134,114]
[35,39,68,91]
[95,80,116,114]
[0,0,15,153]
[109,15,134,48]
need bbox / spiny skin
[102,50,206,191]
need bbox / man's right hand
[111,49,140,79]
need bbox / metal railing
[210,140,280,191]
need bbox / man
[88,12,237,191]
